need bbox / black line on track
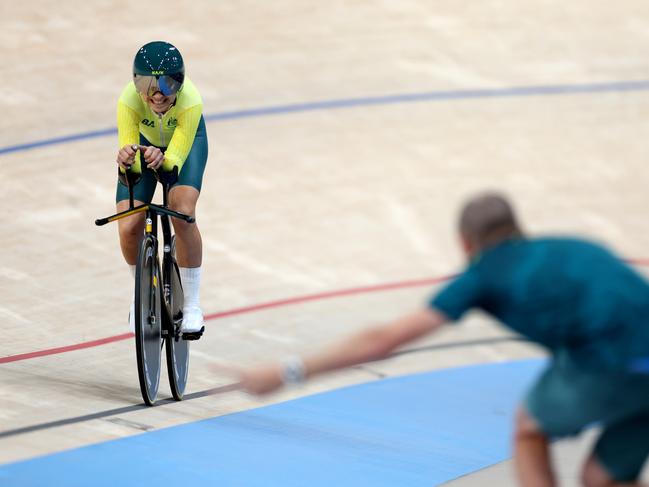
[392,335,526,357]
[0,336,525,440]
[0,383,241,440]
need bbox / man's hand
[116,144,138,170]
[141,146,165,170]
[239,364,285,395]
[211,362,285,396]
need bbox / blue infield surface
[0,359,545,486]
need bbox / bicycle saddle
[155,165,179,186]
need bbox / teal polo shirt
[430,237,649,371]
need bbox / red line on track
[0,333,134,364]
[0,275,454,364]
[3,259,648,365]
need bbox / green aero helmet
[133,41,185,97]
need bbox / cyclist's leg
[115,199,146,264]
[170,115,207,266]
[169,186,201,266]
[169,116,208,333]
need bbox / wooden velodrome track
[2,1,649,484]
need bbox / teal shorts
[116,115,208,203]
[526,352,649,482]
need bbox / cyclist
[115,41,207,337]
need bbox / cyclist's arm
[162,104,203,172]
[117,101,142,172]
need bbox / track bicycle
[95,153,202,405]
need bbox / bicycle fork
[145,212,158,328]
[160,213,182,341]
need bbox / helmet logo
[151,70,165,75]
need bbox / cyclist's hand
[142,146,165,170]
[116,144,138,170]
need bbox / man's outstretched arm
[237,308,448,395]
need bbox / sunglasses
[133,73,184,97]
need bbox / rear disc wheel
[166,236,189,400]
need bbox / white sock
[180,266,202,310]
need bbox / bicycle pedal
[182,326,205,341]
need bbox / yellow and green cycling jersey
[117,76,203,172]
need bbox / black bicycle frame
[95,167,195,338]
[158,187,178,339]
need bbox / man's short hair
[459,192,522,248]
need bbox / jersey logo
[167,118,177,127]
[141,119,155,127]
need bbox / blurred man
[235,192,649,486]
